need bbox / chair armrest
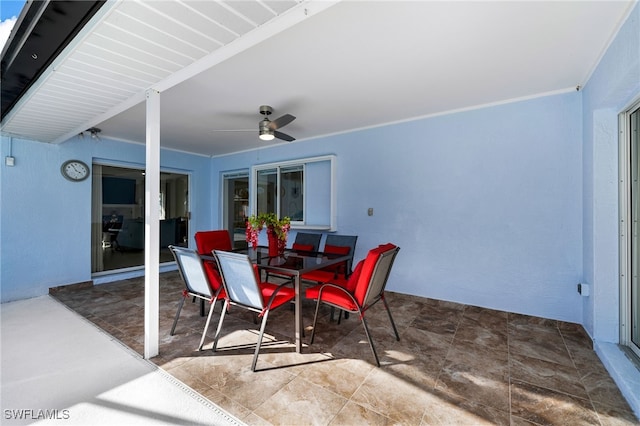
[318,282,351,294]
[312,282,359,311]
[261,281,296,312]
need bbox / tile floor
[51,272,638,425]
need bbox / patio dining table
[236,246,351,353]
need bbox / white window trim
[250,155,336,231]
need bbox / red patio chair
[302,234,358,322]
[192,230,232,315]
[194,229,233,253]
[306,243,401,366]
[301,234,358,285]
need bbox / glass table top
[235,246,350,275]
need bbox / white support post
[144,89,160,359]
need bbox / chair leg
[198,299,217,351]
[360,316,381,367]
[251,310,271,372]
[331,308,348,324]
[170,296,186,336]
[382,296,400,341]
[309,298,323,344]
[212,300,229,352]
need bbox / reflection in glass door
[280,165,304,221]
[91,164,189,273]
[222,171,249,249]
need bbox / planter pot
[267,228,285,257]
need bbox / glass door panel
[280,165,303,221]
[222,172,249,249]
[91,165,189,273]
[256,168,277,216]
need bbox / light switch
[5,156,15,166]
[577,283,590,297]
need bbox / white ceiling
[1,0,635,157]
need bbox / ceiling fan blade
[211,129,254,132]
[274,130,295,142]
[269,114,295,130]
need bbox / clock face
[61,160,90,182]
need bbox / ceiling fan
[213,105,296,142]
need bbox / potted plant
[245,213,291,255]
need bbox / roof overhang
[1,0,105,120]
[0,0,337,145]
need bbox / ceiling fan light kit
[259,132,275,141]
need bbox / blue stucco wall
[0,136,213,302]
[213,91,584,323]
[582,1,640,343]
[0,2,636,333]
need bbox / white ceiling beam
[47,0,340,145]
[150,0,340,92]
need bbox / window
[251,155,335,230]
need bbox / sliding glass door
[621,100,640,359]
[629,105,640,355]
[222,171,249,249]
[91,164,189,273]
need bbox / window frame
[221,169,250,249]
[619,96,640,360]
[250,155,336,231]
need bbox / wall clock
[61,160,90,182]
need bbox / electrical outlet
[5,156,15,166]
[368,208,373,216]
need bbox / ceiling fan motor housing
[259,118,272,132]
